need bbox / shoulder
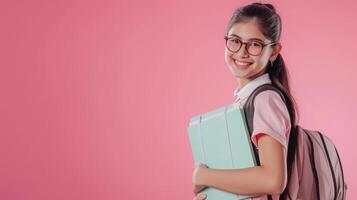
[253,89,286,109]
[252,89,291,127]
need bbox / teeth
[235,60,251,66]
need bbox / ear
[269,43,282,62]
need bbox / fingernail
[198,193,207,198]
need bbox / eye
[229,38,241,44]
[250,41,262,47]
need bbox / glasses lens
[247,41,263,56]
[226,37,241,52]
[226,37,264,56]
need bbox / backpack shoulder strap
[243,83,287,137]
[242,83,287,200]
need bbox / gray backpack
[243,84,347,200]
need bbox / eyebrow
[228,34,265,43]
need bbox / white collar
[233,73,272,101]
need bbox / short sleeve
[251,90,291,150]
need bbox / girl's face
[224,19,282,87]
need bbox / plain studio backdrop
[0,0,356,199]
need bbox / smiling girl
[192,2,299,200]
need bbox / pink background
[1,0,356,199]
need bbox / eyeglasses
[224,35,277,56]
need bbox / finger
[197,193,207,200]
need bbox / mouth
[233,59,253,68]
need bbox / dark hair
[226,2,299,200]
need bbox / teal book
[187,102,258,200]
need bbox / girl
[192,2,299,200]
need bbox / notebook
[187,102,258,200]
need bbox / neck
[237,71,267,89]
[238,78,250,89]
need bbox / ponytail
[267,53,300,200]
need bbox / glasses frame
[224,35,278,56]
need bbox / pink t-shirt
[235,89,291,200]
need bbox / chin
[232,70,249,79]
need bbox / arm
[198,133,287,196]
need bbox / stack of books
[187,102,258,199]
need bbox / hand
[192,193,207,200]
[192,163,209,194]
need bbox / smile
[234,59,252,67]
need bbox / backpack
[243,83,347,200]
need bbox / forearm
[200,166,283,196]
